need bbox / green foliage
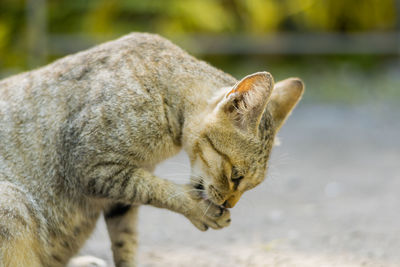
[205,54,400,105]
[0,0,398,95]
[0,0,400,107]
[293,0,396,31]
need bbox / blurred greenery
[0,0,398,104]
[213,55,400,105]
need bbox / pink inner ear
[226,74,264,97]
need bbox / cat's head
[185,72,304,208]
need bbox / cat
[0,32,304,267]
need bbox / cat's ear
[267,78,304,132]
[219,72,274,132]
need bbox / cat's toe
[215,208,231,227]
[205,204,231,229]
[216,206,225,217]
[205,202,226,218]
[190,218,210,231]
[188,199,231,231]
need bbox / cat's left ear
[219,72,274,133]
[267,77,304,132]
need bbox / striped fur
[0,33,303,267]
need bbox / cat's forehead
[206,122,274,167]
[208,109,275,146]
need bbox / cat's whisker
[162,177,190,181]
[161,161,189,167]
[158,173,204,182]
[162,177,203,184]
[165,188,205,201]
[160,173,190,177]
[268,169,282,178]
[271,152,292,166]
[265,173,281,184]
[202,202,212,218]
[165,191,191,201]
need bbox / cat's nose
[223,198,235,208]
[223,193,242,208]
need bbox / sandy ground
[77,104,400,267]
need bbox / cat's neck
[157,60,236,148]
[164,60,236,121]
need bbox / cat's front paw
[186,198,231,231]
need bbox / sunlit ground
[75,57,400,266]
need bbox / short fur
[0,33,304,267]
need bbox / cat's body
[0,33,303,267]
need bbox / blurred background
[1,1,399,266]
[1,0,399,103]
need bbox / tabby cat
[0,33,304,267]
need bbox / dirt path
[78,104,400,267]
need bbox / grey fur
[0,33,303,267]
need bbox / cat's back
[0,32,234,185]
[3,32,185,85]
[0,32,209,121]
[0,32,183,100]
[0,33,174,180]
[0,34,173,182]
[0,32,232,111]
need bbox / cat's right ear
[217,72,274,133]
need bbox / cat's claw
[187,199,231,231]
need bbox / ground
[77,104,400,267]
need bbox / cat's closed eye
[231,168,244,189]
[232,176,243,189]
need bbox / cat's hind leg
[104,204,139,267]
[0,181,42,267]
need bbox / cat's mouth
[193,182,208,200]
[192,180,226,208]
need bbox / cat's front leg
[130,176,232,232]
[82,167,231,231]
